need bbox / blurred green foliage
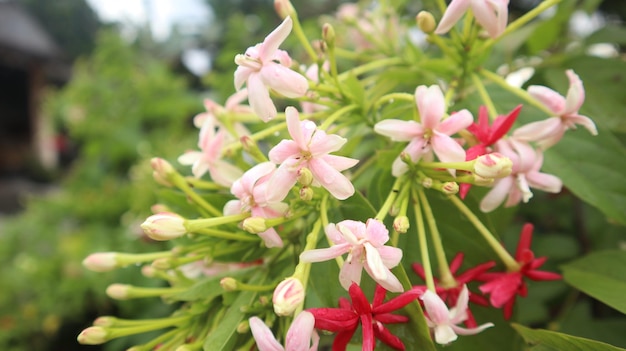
[0,31,199,350]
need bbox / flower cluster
[78,1,596,350]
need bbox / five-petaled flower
[234,16,309,121]
[478,223,562,319]
[435,0,510,38]
[300,219,403,292]
[249,311,319,351]
[267,106,358,201]
[308,283,421,351]
[513,69,597,149]
[374,85,473,177]
[413,252,495,327]
[420,285,494,345]
[479,138,562,213]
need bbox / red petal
[449,252,465,274]
[488,105,521,145]
[373,288,422,314]
[525,269,562,281]
[332,329,357,351]
[456,260,497,284]
[373,285,387,308]
[503,298,516,320]
[411,263,426,280]
[515,223,534,261]
[374,313,409,324]
[308,308,359,331]
[374,322,406,351]
[361,313,375,351]
[467,106,491,142]
[349,283,372,315]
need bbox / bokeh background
[0,0,624,350]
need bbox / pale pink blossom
[249,311,319,351]
[193,90,252,138]
[374,85,473,176]
[299,219,404,293]
[435,0,509,38]
[178,117,243,187]
[513,70,597,149]
[273,277,305,316]
[234,16,308,122]
[421,285,494,345]
[224,162,288,248]
[267,107,358,201]
[480,139,562,212]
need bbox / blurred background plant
[0,0,624,350]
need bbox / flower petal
[249,317,284,351]
[434,0,471,34]
[374,119,423,141]
[564,69,585,114]
[415,85,446,129]
[480,176,514,212]
[247,73,277,122]
[259,16,292,61]
[308,158,355,200]
[437,109,473,136]
[285,311,317,351]
[527,85,566,115]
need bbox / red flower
[412,253,495,327]
[307,283,422,351]
[460,105,521,198]
[478,223,562,319]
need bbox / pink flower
[435,0,509,38]
[267,107,358,201]
[193,90,252,137]
[478,223,562,319]
[249,311,319,351]
[224,162,288,248]
[300,219,403,292]
[513,70,597,149]
[420,285,494,345]
[374,85,473,176]
[479,139,562,212]
[177,117,243,187]
[308,283,421,351]
[234,16,309,121]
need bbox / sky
[86,0,212,40]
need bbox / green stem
[185,213,250,232]
[375,176,405,221]
[289,14,318,62]
[194,228,259,242]
[373,92,415,111]
[319,104,359,130]
[171,176,222,217]
[471,73,498,119]
[338,57,404,81]
[412,188,435,292]
[480,68,554,116]
[448,195,520,271]
[427,34,461,63]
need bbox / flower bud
[151,157,175,187]
[297,167,314,186]
[274,0,296,19]
[322,23,336,48]
[300,186,314,201]
[441,182,459,195]
[82,252,118,272]
[393,216,410,233]
[236,320,250,334]
[77,326,109,345]
[273,277,305,316]
[242,217,268,234]
[141,265,156,277]
[473,174,494,186]
[106,284,130,300]
[141,212,187,241]
[151,257,173,270]
[220,277,238,292]
[421,177,433,188]
[474,153,512,179]
[93,316,117,327]
[416,11,436,33]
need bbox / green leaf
[561,250,626,314]
[542,129,626,226]
[334,190,377,223]
[585,26,626,46]
[512,323,626,351]
[172,267,255,301]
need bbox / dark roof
[0,2,61,60]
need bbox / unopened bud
[236,320,250,334]
[93,316,117,327]
[273,277,305,316]
[141,212,187,241]
[441,182,459,195]
[259,295,270,306]
[220,277,238,292]
[300,186,314,201]
[393,216,410,233]
[151,157,175,187]
[417,11,436,33]
[473,174,494,186]
[150,204,170,214]
[474,153,512,179]
[77,326,109,345]
[242,217,268,234]
[151,257,173,270]
[297,167,314,186]
[421,177,433,188]
[322,23,336,48]
[141,265,156,277]
[83,252,118,272]
[106,284,130,300]
[274,0,296,19]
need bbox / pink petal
[319,155,359,172]
[374,119,423,141]
[223,200,242,216]
[471,0,500,38]
[434,0,471,34]
[527,171,562,194]
[247,73,277,122]
[177,151,201,166]
[309,133,348,156]
[265,161,299,202]
[364,242,387,281]
[431,133,467,164]
[285,107,308,150]
[299,244,350,263]
[480,176,514,212]
[325,223,348,245]
[451,322,494,336]
[566,114,598,135]
[234,66,254,90]
[339,258,364,290]
[259,17,293,61]
[285,311,318,351]
[366,265,404,293]
[420,290,451,325]
[527,85,566,115]
[268,140,300,164]
[249,317,284,351]
[308,158,355,200]
[262,64,309,98]
[363,219,390,246]
[512,117,563,144]
[415,85,446,129]
[437,109,474,136]
[208,160,243,187]
[564,70,585,114]
[435,325,458,345]
[449,285,469,324]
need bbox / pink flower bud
[93,316,117,327]
[474,153,512,179]
[140,212,187,241]
[82,252,118,272]
[442,182,459,195]
[77,326,108,345]
[220,277,238,292]
[274,0,296,19]
[273,277,305,316]
[106,284,130,300]
[151,157,175,187]
[393,216,410,233]
[300,186,314,201]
